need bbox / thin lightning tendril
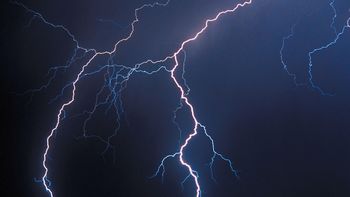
[18,1,172,196]
[281,0,350,95]
[280,23,305,86]
[307,4,350,95]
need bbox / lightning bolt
[307,3,350,95]
[280,23,304,86]
[14,0,255,196]
[14,1,172,196]
[152,1,253,196]
[12,0,350,196]
[280,0,350,95]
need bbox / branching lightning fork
[14,0,254,196]
[15,0,350,196]
[16,0,350,196]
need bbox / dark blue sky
[2,0,350,197]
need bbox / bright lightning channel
[152,1,252,197]
[14,0,254,197]
[19,1,172,196]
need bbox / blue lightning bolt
[307,3,350,95]
[13,1,172,196]
[12,1,93,104]
[280,0,350,95]
[280,23,305,86]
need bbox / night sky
[2,0,350,197]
